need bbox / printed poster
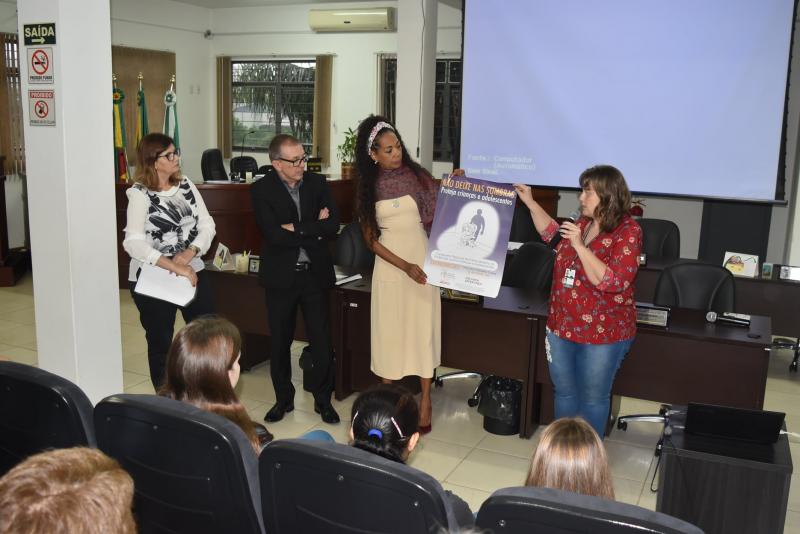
[424,175,515,298]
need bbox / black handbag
[298,345,333,392]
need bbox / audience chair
[95,394,264,534]
[639,218,681,259]
[435,241,554,406]
[0,361,95,477]
[201,148,229,182]
[230,156,259,176]
[334,222,375,269]
[260,439,460,534]
[653,262,735,312]
[476,487,704,534]
[509,202,544,244]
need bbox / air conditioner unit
[309,8,396,32]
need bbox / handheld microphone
[548,206,582,249]
[705,311,751,327]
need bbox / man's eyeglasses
[157,149,181,162]
[277,154,308,167]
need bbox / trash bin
[476,376,522,435]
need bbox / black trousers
[265,270,334,405]
[130,269,215,389]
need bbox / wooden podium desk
[534,309,772,424]
[635,256,800,337]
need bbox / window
[231,60,315,153]
[381,58,462,163]
[1,32,25,176]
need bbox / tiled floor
[2,272,799,531]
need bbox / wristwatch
[188,244,201,255]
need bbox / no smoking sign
[27,47,53,84]
[28,89,55,126]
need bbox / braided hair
[350,384,419,463]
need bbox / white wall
[109,0,214,181]
[0,1,15,32]
[210,1,462,174]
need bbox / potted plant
[336,127,357,179]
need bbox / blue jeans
[545,330,634,437]
[300,429,336,442]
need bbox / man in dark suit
[251,134,341,424]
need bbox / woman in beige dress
[355,115,440,433]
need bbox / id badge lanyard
[561,221,595,289]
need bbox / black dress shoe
[314,402,340,424]
[264,401,294,422]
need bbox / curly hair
[355,115,429,241]
[159,316,271,453]
[350,384,419,463]
[579,165,632,233]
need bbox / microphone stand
[236,130,255,180]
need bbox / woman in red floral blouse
[515,165,642,436]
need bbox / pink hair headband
[366,122,394,155]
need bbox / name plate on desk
[636,302,670,327]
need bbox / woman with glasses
[355,115,440,434]
[123,133,216,389]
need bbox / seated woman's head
[0,447,136,534]
[349,384,420,463]
[526,417,614,499]
[160,316,270,451]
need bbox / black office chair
[231,156,259,176]
[476,487,703,534]
[335,222,374,269]
[0,361,96,476]
[201,148,229,182]
[260,439,461,533]
[501,241,556,292]
[653,262,735,312]
[435,241,555,406]
[617,262,736,439]
[95,394,265,534]
[257,164,274,175]
[638,218,681,259]
[509,202,545,244]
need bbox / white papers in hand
[134,263,197,306]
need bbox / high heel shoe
[419,402,432,435]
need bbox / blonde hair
[0,447,136,534]
[526,417,615,499]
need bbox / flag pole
[163,74,180,149]
[112,74,131,183]
[135,72,149,150]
